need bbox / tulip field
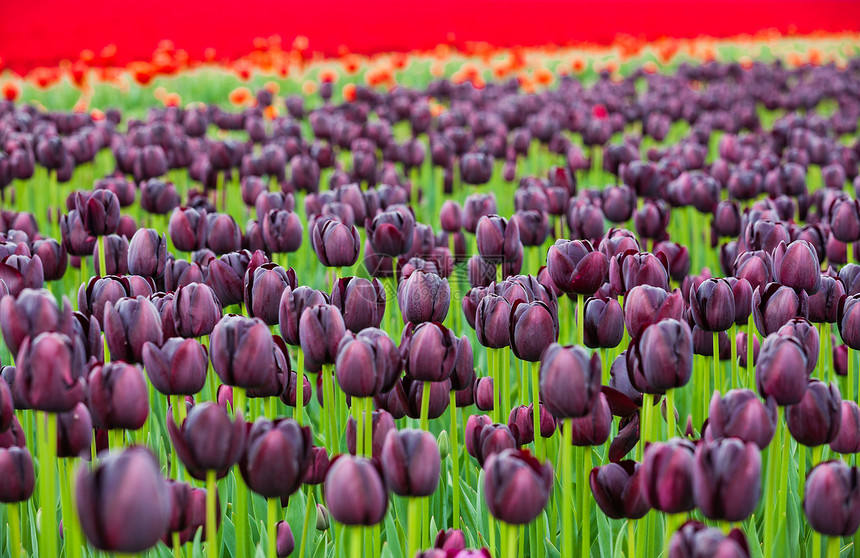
[2,29,860,558]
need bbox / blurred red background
[1,0,859,74]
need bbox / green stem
[296,350,304,426]
[233,386,246,420]
[298,489,314,558]
[825,536,839,558]
[627,520,635,558]
[407,498,421,558]
[532,361,543,460]
[173,532,182,558]
[799,444,807,500]
[351,526,362,558]
[355,397,365,457]
[206,470,217,558]
[563,418,574,557]
[577,294,584,348]
[730,323,738,388]
[8,502,20,558]
[420,381,431,432]
[109,428,123,450]
[747,315,755,387]
[450,391,460,530]
[582,447,591,558]
[666,389,675,439]
[364,398,372,457]
[39,412,57,558]
[849,347,856,403]
[712,331,719,397]
[235,471,248,558]
[812,531,822,558]
[267,498,277,558]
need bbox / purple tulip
[324,456,388,526]
[483,449,552,524]
[381,428,441,497]
[168,402,246,480]
[804,460,860,536]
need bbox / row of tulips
[1,53,860,558]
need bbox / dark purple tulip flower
[483,449,552,525]
[76,189,121,237]
[142,338,208,396]
[311,217,361,268]
[60,211,96,257]
[539,343,601,418]
[668,522,751,558]
[402,322,458,383]
[829,198,860,243]
[173,282,223,338]
[726,277,753,326]
[168,401,246,480]
[590,460,650,520]
[582,296,624,349]
[205,213,242,255]
[627,319,693,394]
[623,285,685,339]
[641,439,696,514]
[756,333,809,406]
[240,418,312,499]
[566,392,612,446]
[0,288,74,358]
[56,402,93,458]
[331,276,386,332]
[707,389,777,449]
[88,362,149,431]
[16,332,85,413]
[476,215,521,263]
[324,455,388,526]
[278,286,329,347]
[127,228,167,280]
[276,522,294,558]
[693,438,761,521]
[92,234,129,277]
[398,271,449,325]
[653,241,690,282]
[33,238,68,281]
[777,318,819,374]
[0,254,44,296]
[336,332,397,398]
[546,239,609,296]
[76,447,171,553]
[804,460,860,537]
[475,294,512,349]
[772,240,821,295]
[300,304,347,371]
[509,300,558,361]
[366,209,415,258]
[787,379,842,447]
[168,207,207,253]
[460,152,493,185]
[809,275,844,324]
[210,315,275,388]
[609,251,670,296]
[0,377,12,432]
[244,264,294,327]
[465,416,517,466]
[690,278,736,332]
[474,377,495,412]
[381,428,441,497]
[463,193,498,233]
[303,446,331,485]
[838,294,860,350]
[103,296,163,363]
[832,388,860,453]
[0,446,34,502]
[263,209,303,254]
[752,283,808,337]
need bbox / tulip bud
[641,439,696,514]
[690,278,735,332]
[299,304,346,371]
[483,449,553,524]
[210,315,275,388]
[16,332,85,413]
[276,521,294,558]
[88,362,149,431]
[475,294,512,349]
[127,228,167,279]
[168,207,207,253]
[627,319,693,394]
[168,402,246,480]
[804,460,860,536]
[398,271,449,325]
[787,379,842,447]
[566,392,612,446]
[752,283,808,337]
[668,522,751,558]
[539,343,601,418]
[103,296,163,363]
[590,460,650,520]
[0,288,74,359]
[623,285,684,339]
[546,239,608,296]
[324,456,388,526]
[0,446,35,502]
[142,338,208,396]
[693,438,761,521]
[239,418,312,499]
[332,277,386,332]
[381,428,441,497]
[509,300,558,361]
[311,216,361,268]
[707,390,776,449]
[809,275,844,324]
[366,209,415,258]
[756,333,809,406]
[56,402,93,459]
[830,401,860,455]
[403,322,458,383]
[173,282,223,338]
[76,447,171,552]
